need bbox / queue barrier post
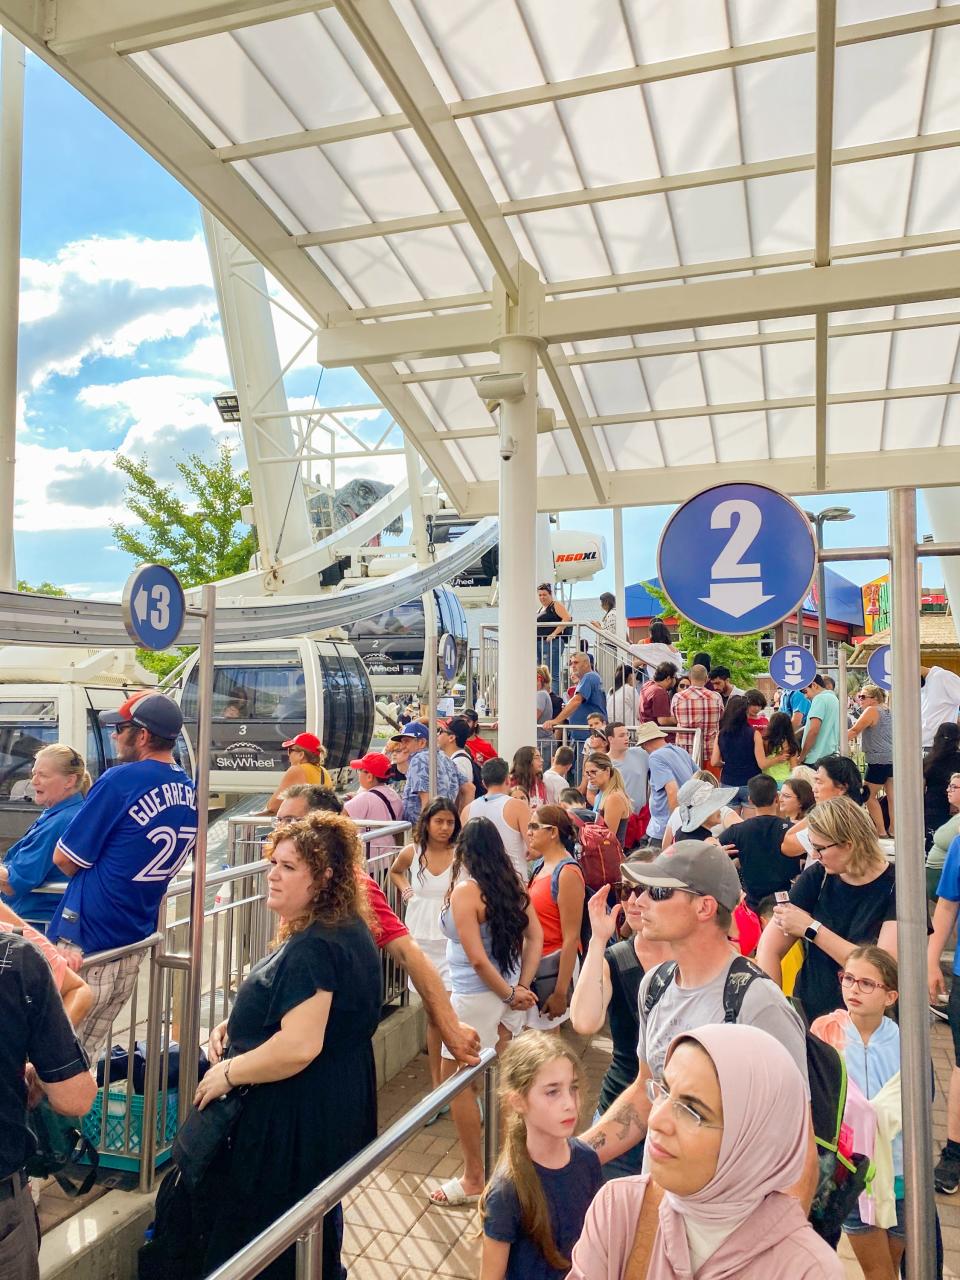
[483,1058,500,1179]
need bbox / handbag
[623,1178,663,1280]
[25,1100,98,1196]
[172,1084,248,1191]
[530,950,574,1010]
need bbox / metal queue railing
[44,815,412,1192]
[204,1048,500,1280]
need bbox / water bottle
[214,862,232,908]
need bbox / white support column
[404,437,430,565]
[612,507,627,639]
[922,487,960,644]
[889,489,936,1280]
[495,334,541,762]
[201,210,315,592]
[0,30,24,592]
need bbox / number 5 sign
[769,644,817,692]
[122,563,186,651]
[657,482,817,636]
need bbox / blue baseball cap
[390,722,429,742]
[100,691,183,738]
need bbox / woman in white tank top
[389,798,460,1090]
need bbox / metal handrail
[204,1048,498,1280]
[78,930,164,973]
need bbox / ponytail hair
[34,743,91,796]
[478,1032,581,1269]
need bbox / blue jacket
[2,792,84,924]
[843,1015,902,1179]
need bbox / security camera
[477,372,527,404]
[499,434,517,462]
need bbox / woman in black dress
[192,811,381,1279]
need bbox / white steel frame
[1,0,958,517]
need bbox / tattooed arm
[579,1061,652,1165]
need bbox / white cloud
[14,442,125,531]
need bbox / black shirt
[0,932,89,1178]
[719,815,794,910]
[597,940,645,1115]
[924,750,960,843]
[789,861,896,1023]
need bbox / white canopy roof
[4,0,960,514]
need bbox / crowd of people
[5,637,960,1280]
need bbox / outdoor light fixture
[803,506,855,666]
[213,392,241,422]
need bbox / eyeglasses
[808,840,840,855]
[948,782,960,791]
[113,722,140,737]
[645,1078,723,1130]
[839,971,888,994]
[617,882,641,901]
[526,822,556,832]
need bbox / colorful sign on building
[862,575,891,636]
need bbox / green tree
[17,579,67,596]
[111,444,257,589]
[644,581,768,688]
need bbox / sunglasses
[527,822,556,832]
[113,722,141,737]
[617,882,698,902]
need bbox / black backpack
[644,956,873,1241]
[454,749,485,798]
[549,690,564,717]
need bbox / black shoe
[931,1002,950,1023]
[934,1148,960,1194]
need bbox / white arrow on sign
[134,586,149,623]
[700,581,773,618]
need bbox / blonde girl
[582,751,630,845]
[479,1031,601,1280]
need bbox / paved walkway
[342,1021,960,1279]
[36,1018,960,1276]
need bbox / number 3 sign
[122,563,186,651]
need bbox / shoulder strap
[623,1179,664,1280]
[721,955,773,1023]
[549,856,582,902]
[368,786,399,817]
[642,960,678,1016]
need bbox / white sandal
[428,1176,480,1207]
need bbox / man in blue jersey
[49,691,197,1059]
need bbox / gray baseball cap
[621,840,743,912]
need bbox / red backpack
[569,812,624,891]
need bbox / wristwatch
[803,920,822,943]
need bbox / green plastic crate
[82,1085,179,1172]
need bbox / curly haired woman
[189,811,382,1279]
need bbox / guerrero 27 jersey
[48,760,197,954]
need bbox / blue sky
[11,53,940,604]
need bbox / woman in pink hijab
[569,1023,842,1279]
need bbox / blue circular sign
[122,563,186,651]
[439,633,458,681]
[769,644,817,692]
[657,483,816,635]
[867,644,892,691]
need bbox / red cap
[282,732,322,754]
[349,751,392,779]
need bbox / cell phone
[775,891,790,904]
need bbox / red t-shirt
[361,873,408,949]
[467,735,497,764]
[639,681,672,722]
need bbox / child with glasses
[811,945,905,1279]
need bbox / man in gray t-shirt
[581,841,814,1181]
[605,722,649,810]
[637,954,808,1085]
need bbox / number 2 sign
[657,483,817,636]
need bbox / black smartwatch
[803,920,822,943]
